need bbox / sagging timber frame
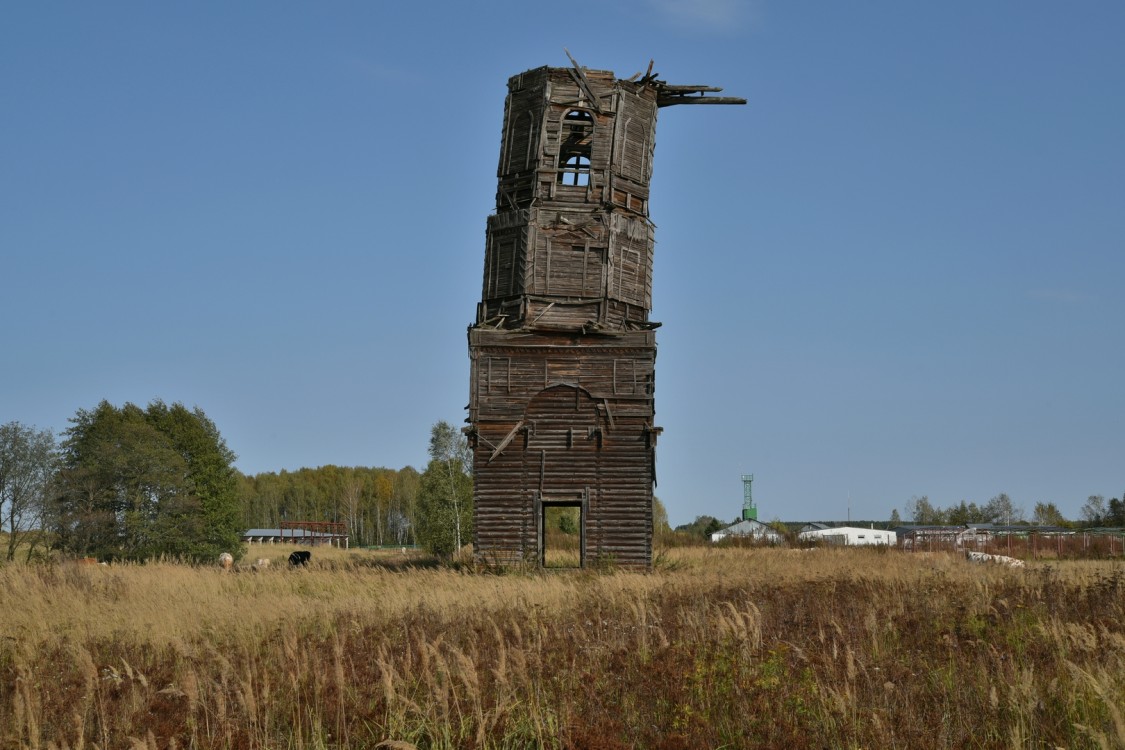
[467,56,744,568]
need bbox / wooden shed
[466,59,743,568]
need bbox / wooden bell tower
[466,58,743,568]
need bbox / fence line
[901,530,1124,559]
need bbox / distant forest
[238,465,421,548]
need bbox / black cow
[288,550,311,567]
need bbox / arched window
[559,154,591,186]
[558,109,593,186]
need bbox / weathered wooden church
[465,59,743,567]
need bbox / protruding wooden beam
[657,95,748,107]
[642,66,747,107]
[488,419,526,463]
[660,85,726,93]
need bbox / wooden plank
[488,419,525,464]
[563,48,605,114]
[657,95,748,107]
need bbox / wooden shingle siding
[469,63,742,568]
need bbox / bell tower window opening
[558,109,594,187]
[559,153,591,186]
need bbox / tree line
[1,401,242,563]
[0,404,477,563]
[235,420,475,557]
[238,465,421,548]
[3,401,1123,563]
[895,492,1125,528]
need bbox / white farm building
[798,525,896,547]
[711,518,785,544]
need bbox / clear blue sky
[3,2,1123,526]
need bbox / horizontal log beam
[659,85,725,93]
[657,95,748,107]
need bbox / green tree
[557,507,579,534]
[1081,495,1107,526]
[652,496,672,540]
[146,401,241,558]
[414,422,473,559]
[1108,496,1125,527]
[373,470,395,545]
[1032,501,1068,527]
[965,502,987,524]
[905,495,944,525]
[888,508,901,525]
[0,422,58,562]
[54,400,241,562]
[985,492,1023,525]
[767,518,795,544]
[947,500,970,526]
[392,466,420,545]
[675,515,725,539]
[340,473,364,544]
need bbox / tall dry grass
[1,546,1123,749]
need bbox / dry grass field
[1,546,1123,749]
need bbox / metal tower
[741,474,757,521]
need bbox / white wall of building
[798,526,896,546]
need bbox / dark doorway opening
[539,499,585,568]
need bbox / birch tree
[415,421,472,559]
[0,422,58,562]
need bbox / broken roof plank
[563,48,605,114]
